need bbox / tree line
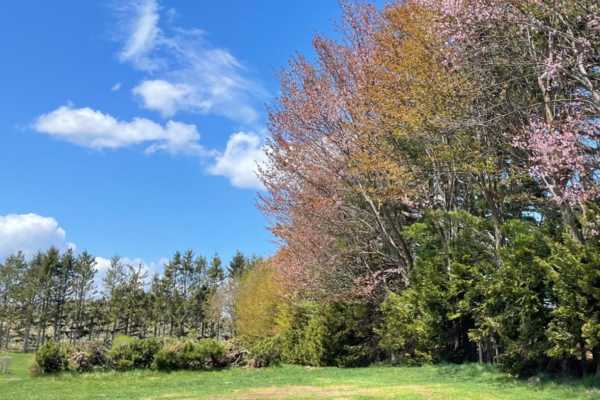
[0,248,256,352]
[242,0,600,376]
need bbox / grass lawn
[2,353,600,399]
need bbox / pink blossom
[515,113,599,205]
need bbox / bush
[376,291,436,365]
[248,336,282,368]
[83,342,108,368]
[190,339,225,368]
[108,337,162,371]
[153,340,184,370]
[279,302,378,367]
[34,337,230,374]
[333,344,374,368]
[279,303,314,364]
[153,339,226,371]
[68,351,92,372]
[223,339,248,366]
[34,341,69,374]
[497,342,550,377]
[112,335,135,347]
[299,312,327,366]
[66,342,109,372]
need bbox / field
[1,353,600,400]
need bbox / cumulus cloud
[0,214,72,259]
[132,79,194,117]
[94,256,112,272]
[119,1,264,123]
[0,213,167,294]
[34,105,209,155]
[208,132,267,189]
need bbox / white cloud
[117,0,161,71]
[94,256,159,273]
[30,1,268,192]
[208,132,267,189]
[119,1,264,123]
[34,105,209,155]
[0,214,70,259]
[0,213,167,293]
[94,255,167,291]
[94,256,112,271]
[132,79,194,117]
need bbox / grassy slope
[1,353,600,399]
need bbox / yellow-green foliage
[233,262,285,341]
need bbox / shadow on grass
[429,362,600,392]
[536,373,600,390]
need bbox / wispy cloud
[118,0,265,123]
[116,0,161,71]
[34,105,210,156]
[116,0,269,188]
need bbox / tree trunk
[0,320,5,350]
[23,318,32,352]
[581,344,587,377]
[561,205,583,243]
[593,347,600,377]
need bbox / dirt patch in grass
[230,385,359,399]
[154,383,450,400]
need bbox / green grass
[2,353,600,399]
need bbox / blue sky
[0,0,363,273]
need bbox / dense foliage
[253,0,600,377]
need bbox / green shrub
[66,342,108,372]
[133,337,163,367]
[223,339,248,366]
[153,339,226,371]
[83,342,108,368]
[376,291,436,365]
[68,351,92,372]
[112,335,135,348]
[497,342,550,377]
[279,302,378,367]
[334,344,374,368]
[108,337,162,371]
[153,340,186,370]
[34,341,69,374]
[248,336,282,367]
[280,302,314,364]
[299,312,326,366]
[188,339,225,369]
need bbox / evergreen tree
[227,251,247,279]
